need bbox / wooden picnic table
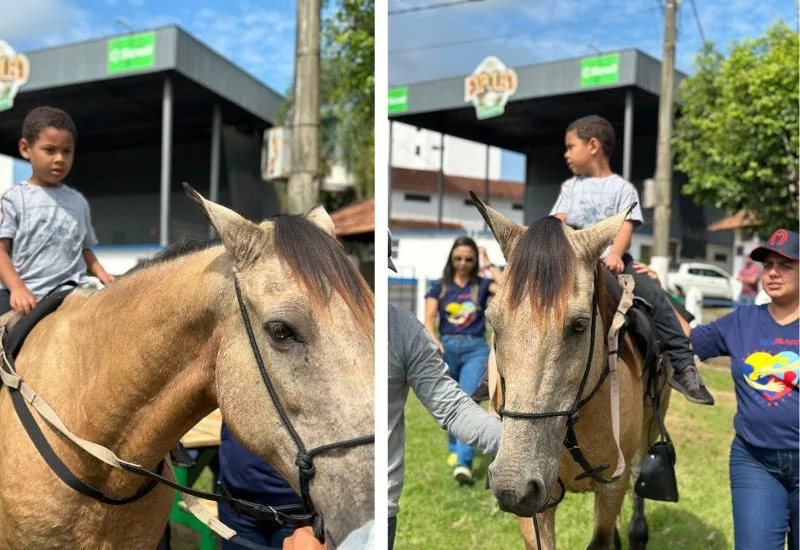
[181,409,222,449]
[170,409,224,550]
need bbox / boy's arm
[0,240,25,292]
[0,239,36,314]
[82,249,114,284]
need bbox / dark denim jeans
[730,435,799,550]
[622,258,695,373]
[441,334,489,468]
[388,515,397,550]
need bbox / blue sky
[1,0,304,182]
[389,0,798,180]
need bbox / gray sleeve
[405,325,501,456]
[0,188,20,240]
[550,178,574,216]
[81,196,98,248]
[619,182,644,226]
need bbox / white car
[666,262,734,300]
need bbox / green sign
[388,87,408,114]
[580,53,620,87]
[108,32,156,74]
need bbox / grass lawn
[396,361,737,549]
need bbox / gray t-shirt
[388,304,501,518]
[0,182,98,297]
[550,174,644,258]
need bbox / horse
[0,185,374,549]
[472,194,671,550]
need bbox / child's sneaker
[668,367,715,405]
[447,452,457,467]
[453,465,473,485]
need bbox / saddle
[1,284,76,358]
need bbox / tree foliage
[673,21,799,235]
[323,0,374,200]
[278,0,374,210]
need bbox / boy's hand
[604,253,624,275]
[99,273,115,285]
[10,286,37,315]
[282,527,326,550]
[432,337,445,356]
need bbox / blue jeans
[218,492,300,549]
[441,334,489,468]
[730,435,799,550]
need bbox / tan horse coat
[0,190,374,549]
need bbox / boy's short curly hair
[21,106,78,145]
[567,115,614,159]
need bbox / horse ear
[470,191,525,259]
[183,183,264,267]
[305,205,335,237]
[572,202,638,262]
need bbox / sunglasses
[452,256,476,263]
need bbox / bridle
[495,272,620,548]
[231,276,375,541]
[1,276,374,548]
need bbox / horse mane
[272,215,374,341]
[125,217,374,341]
[506,216,576,324]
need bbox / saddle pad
[2,286,75,360]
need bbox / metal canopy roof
[389,49,687,153]
[0,25,282,157]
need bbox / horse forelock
[506,216,577,325]
[273,215,374,341]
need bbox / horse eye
[572,318,589,333]
[266,322,297,343]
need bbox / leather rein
[0,275,374,548]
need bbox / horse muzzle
[488,457,558,516]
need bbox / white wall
[391,190,524,229]
[390,121,502,180]
[0,156,13,197]
[391,232,506,281]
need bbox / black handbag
[634,354,679,503]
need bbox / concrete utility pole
[287,0,321,214]
[652,0,679,287]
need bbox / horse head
[471,192,632,516]
[185,185,374,546]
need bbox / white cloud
[0,0,87,44]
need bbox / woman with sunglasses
[424,236,500,484]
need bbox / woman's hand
[479,246,491,268]
[282,527,326,549]
[432,337,445,356]
[631,262,661,284]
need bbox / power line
[389,6,654,55]
[389,0,485,16]
[689,0,706,43]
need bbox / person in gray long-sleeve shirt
[388,302,501,549]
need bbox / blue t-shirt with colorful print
[690,305,799,450]
[426,277,492,337]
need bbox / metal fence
[389,277,419,317]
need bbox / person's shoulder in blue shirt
[691,305,798,450]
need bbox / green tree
[278,0,374,210]
[673,21,799,234]
[323,0,374,201]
